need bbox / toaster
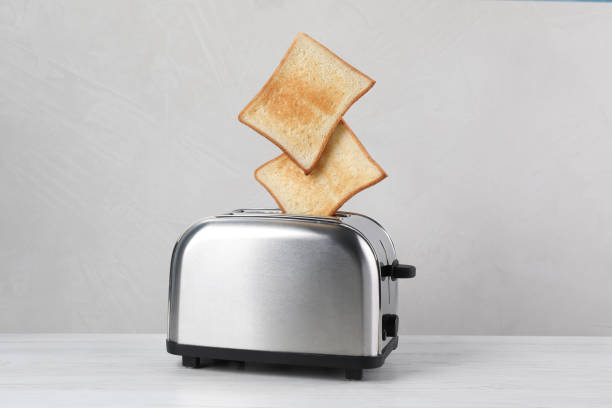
[166,209,416,380]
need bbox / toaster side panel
[168,217,380,356]
[339,213,399,350]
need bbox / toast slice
[255,121,386,216]
[239,33,375,174]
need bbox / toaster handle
[381,260,416,280]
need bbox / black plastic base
[345,368,363,380]
[167,336,398,380]
[182,355,214,368]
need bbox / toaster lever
[381,260,416,280]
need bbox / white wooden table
[1,334,611,407]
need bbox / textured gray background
[1,0,611,335]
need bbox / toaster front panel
[169,217,381,356]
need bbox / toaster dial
[382,314,399,340]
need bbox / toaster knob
[381,260,416,280]
[382,314,399,340]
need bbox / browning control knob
[382,314,399,340]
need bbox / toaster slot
[226,208,343,223]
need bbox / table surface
[1,334,611,407]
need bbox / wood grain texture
[1,334,611,407]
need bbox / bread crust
[239,33,375,175]
[254,120,386,216]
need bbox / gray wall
[1,0,611,335]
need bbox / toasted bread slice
[255,121,386,216]
[239,33,375,174]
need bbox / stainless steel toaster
[166,209,415,379]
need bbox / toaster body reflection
[167,209,415,379]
